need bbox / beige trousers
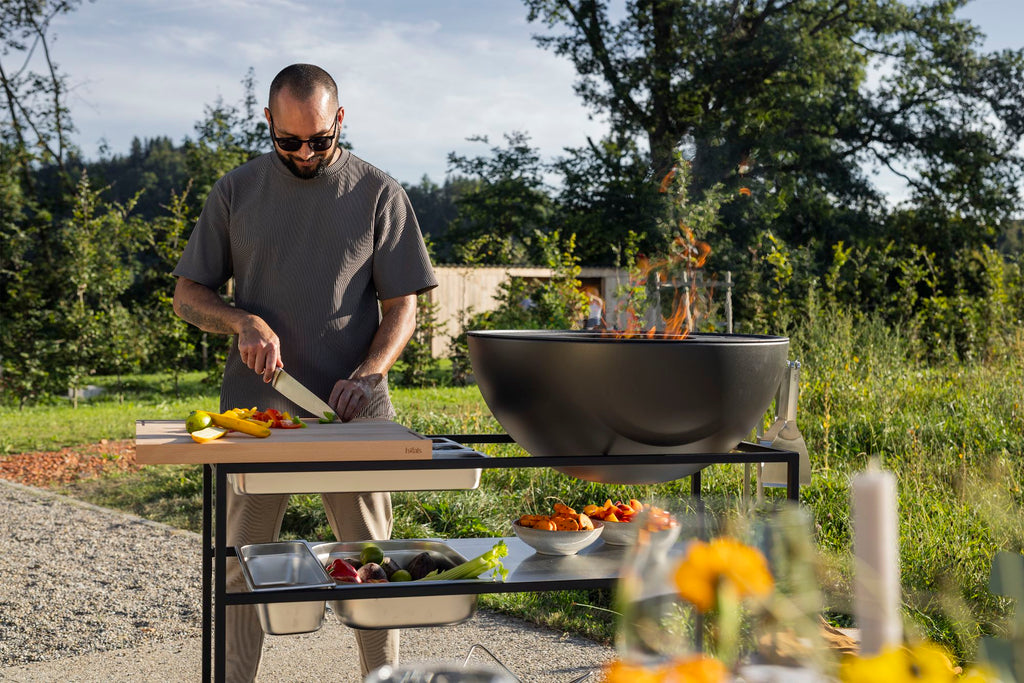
[224,487,399,682]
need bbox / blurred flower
[673,536,774,612]
[739,187,751,197]
[601,660,663,683]
[601,654,728,683]
[837,642,996,682]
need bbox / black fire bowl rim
[466,329,789,344]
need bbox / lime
[390,569,412,582]
[360,544,385,566]
[185,410,213,433]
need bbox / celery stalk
[416,540,509,582]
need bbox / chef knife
[271,368,336,421]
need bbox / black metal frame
[201,435,800,681]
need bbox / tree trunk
[648,0,679,181]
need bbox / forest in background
[4,0,1024,406]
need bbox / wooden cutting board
[134,419,431,465]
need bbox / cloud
[49,0,606,182]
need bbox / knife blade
[271,369,335,420]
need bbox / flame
[658,167,677,194]
[581,163,719,339]
[597,227,712,340]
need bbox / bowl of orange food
[585,499,681,549]
[512,503,604,555]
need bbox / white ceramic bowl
[511,520,604,556]
[599,520,681,551]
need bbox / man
[172,63,436,681]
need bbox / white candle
[852,466,902,655]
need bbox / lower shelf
[225,534,685,608]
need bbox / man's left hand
[329,374,382,422]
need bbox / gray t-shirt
[173,149,437,417]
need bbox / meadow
[1,308,1021,663]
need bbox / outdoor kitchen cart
[168,431,801,682]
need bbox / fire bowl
[467,330,789,484]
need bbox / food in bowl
[512,519,604,556]
[584,498,644,523]
[517,502,595,531]
[513,503,604,555]
[582,500,680,547]
[584,499,676,530]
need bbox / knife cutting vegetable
[271,368,337,421]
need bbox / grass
[0,372,218,453]
[2,311,1023,659]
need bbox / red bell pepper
[251,409,307,429]
[326,558,361,583]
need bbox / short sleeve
[172,179,234,289]
[371,183,438,299]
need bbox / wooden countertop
[134,419,431,465]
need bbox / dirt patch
[0,440,139,488]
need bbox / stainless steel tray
[229,438,486,495]
[237,541,333,635]
[312,539,477,629]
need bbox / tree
[85,136,191,220]
[56,172,149,403]
[523,0,1024,270]
[444,132,554,264]
[1,0,85,405]
[551,131,665,264]
[182,68,270,211]
[394,294,444,387]
[403,174,476,263]
[0,0,81,190]
[143,182,203,393]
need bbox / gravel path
[0,479,614,682]
[0,479,203,665]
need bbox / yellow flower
[601,660,665,683]
[839,643,963,683]
[960,666,1001,682]
[839,647,909,683]
[672,537,774,612]
[601,655,728,683]
[908,643,960,680]
[664,655,730,682]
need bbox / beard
[277,149,332,179]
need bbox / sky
[38,0,1024,189]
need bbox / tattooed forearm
[177,301,238,335]
[172,277,245,335]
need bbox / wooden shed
[425,265,629,357]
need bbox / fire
[581,162,728,338]
[587,226,712,339]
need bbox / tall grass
[2,310,1022,660]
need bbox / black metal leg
[215,466,227,683]
[786,452,800,501]
[202,465,212,681]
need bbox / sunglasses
[268,109,339,152]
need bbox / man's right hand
[173,277,283,382]
[237,315,282,383]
